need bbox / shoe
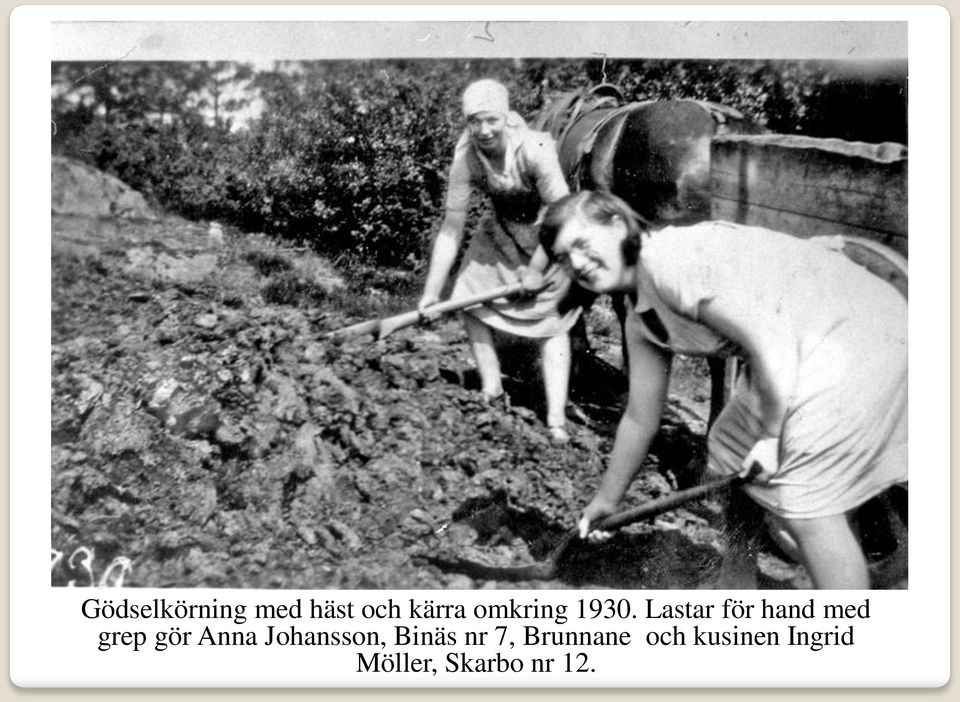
[548,424,570,443]
[481,391,510,410]
[565,401,594,427]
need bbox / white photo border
[12,4,951,689]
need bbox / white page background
[11,4,950,688]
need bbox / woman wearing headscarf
[539,189,907,589]
[418,79,580,441]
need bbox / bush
[52,58,907,270]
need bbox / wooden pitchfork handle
[590,471,745,533]
[546,471,745,559]
[416,472,746,582]
[326,281,528,340]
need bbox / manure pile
[50,162,802,589]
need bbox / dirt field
[49,158,833,590]
[51,205,829,591]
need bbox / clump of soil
[51,162,814,590]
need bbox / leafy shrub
[52,58,907,271]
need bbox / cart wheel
[840,236,908,299]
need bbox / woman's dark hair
[540,190,647,265]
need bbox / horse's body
[535,85,762,227]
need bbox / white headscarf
[462,79,510,117]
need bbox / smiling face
[551,211,636,293]
[466,111,507,155]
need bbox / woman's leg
[781,513,870,589]
[540,332,571,432]
[462,313,503,398]
[765,513,803,564]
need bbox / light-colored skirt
[707,300,907,519]
[451,214,581,339]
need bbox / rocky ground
[54,161,897,591]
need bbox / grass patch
[244,250,293,276]
[259,257,422,321]
[261,273,331,307]
[225,229,427,322]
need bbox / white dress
[629,222,907,519]
[445,113,580,338]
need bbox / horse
[534,84,763,425]
[533,86,907,587]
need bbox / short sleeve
[642,228,719,320]
[522,131,570,204]
[443,131,474,213]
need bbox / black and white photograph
[46,17,911,592]
[11,5,951,688]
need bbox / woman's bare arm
[580,321,672,534]
[419,208,467,309]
